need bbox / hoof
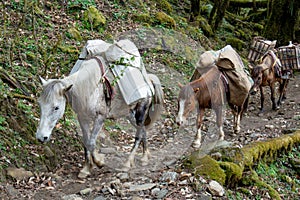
[234,127,240,134]
[119,166,130,172]
[140,150,151,166]
[78,167,91,179]
[93,152,105,168]
[141,159,148,166]
[192,141,201,148]
[123,159,135,169]
[272,106,279,110]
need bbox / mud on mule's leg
[193,108,204,148]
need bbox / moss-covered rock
[183,152,226,186]
[83,6,106,31]
[183,131,300,188]
[219,162,243,188]
[155,11,176,29]
[68,27,83,41]
[193,16,213,37]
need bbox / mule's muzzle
[36,135,50,143]
[250,87,258,95]
[250,90,257,95]
[175,117,184,126]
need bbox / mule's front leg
[78,116,105,179]
[78,118,93,179]
[193,108,205,148]
[78,147,93,179]
[89,116,105,168]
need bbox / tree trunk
[263,0,300,46]
[209,0,230,32]
[190,0,201,21]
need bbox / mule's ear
[64,84,73,93]
[248,64,253,70]
[178,82,184,88]
[262,67,269,72]
[39,76,48,86]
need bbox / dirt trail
[1,63,299,199]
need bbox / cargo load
[73,39,154,105]
[276,43,300,70]
[248,36,277,63]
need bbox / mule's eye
[54,106,59,111]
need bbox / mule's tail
[145,74,164,129]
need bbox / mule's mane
[258,50,276,68]
[39,80,64,103]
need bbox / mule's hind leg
[124,98,151,169]
[140,130,151,165]
[233,110,241,133]
[123,126,144,169]
[215,106,224,140]
[270,83,279,110]
[193,108,205,148]
[259,86,265,113]
[277,79,289,106]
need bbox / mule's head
[36,77,72,143]
[176,84,197,126]
[249,65,265,95]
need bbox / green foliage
[155,12,176,29]
[155,0,173,14]
[0,115,7,132]
[226,37,246,51]
[67,0,96,11]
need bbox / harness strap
[91,56,115,103]
[220,73,229,93]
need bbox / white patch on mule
[177,99,185,123]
